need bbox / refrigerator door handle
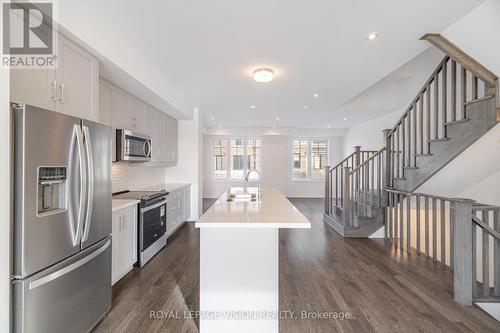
[29,239,111,290]
[74,125,87,246]
[82,126,94,242]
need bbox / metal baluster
[377,154,381,206]
[441,199,446,265]
[451,60,457,122]
[416,195,421,254]
[396,128,400,178]
[483,212,490,297]
[433,198,437,261]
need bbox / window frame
[290,138,329,181]
[211,137,262,181]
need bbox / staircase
[324,34,499,237]
[323,33,500,318]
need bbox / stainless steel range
[113,189,168,266]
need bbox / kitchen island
[195,187,310,333]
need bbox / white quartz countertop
[136,182,191,193]
[195,187,311,229]
[112,199,140,212]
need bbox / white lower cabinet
[167,186,191,237]
[112,205,137,285]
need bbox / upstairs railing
[386,55,497,185]
[324,146,377,215]
[385,188,500,306]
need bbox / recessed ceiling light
[313,93,319,98]
[272,125,276,128]
[303,105,309,110]
[368,32,378,40]
[210,117,215,121]
[218,125,222,128]
[327,125,331,129]
[250,105,256,109]
[343,117,347,121]
[253,68,274,83]
[275,116,280,121]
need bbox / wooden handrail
[472,216,500,240]
[385,188,478,205]
[350,148,385,175]
[421,34,498,87]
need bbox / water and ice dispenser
[37,167,67,216]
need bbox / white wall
[1,62,11,332]
[343,109,402,153]
[167,108,204,219]
[203,134,343,198]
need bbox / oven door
[140,199,167,251]
[117,129,151,162]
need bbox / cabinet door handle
[59,82,65,104]
[50,80,57,101]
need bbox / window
[213,139,228,179]
[291,139,328,180]
[212,138,261,180]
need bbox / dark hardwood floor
[93,198,500,333]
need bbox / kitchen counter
[196,187,310,333]
[196,187,310,228]
[136,182,191,193]
[112,199,140,212]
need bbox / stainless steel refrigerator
[12,103,112,333]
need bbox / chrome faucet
[245,169,262,201]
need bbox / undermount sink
[227,193,257,202]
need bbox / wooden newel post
[353,146,361,168]
[343,166,351,227]
[452,198,475,306]
[324,166,331,215]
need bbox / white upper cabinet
[163,115,178,164]
[10,67,56,111]
[98,79,178,165]
[112,87,134,130]
[10,34,99,122]
[55,36,99,121]
[98,79,113,127]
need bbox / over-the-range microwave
[116,129,152,162]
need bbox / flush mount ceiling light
[303,105,309,110]
[343,117,347,121]
[210,117,215,121]
[275,116,280,121]
[250,105,256,109]
[253,68,274,83]
[313,93,319,98]
[368,32,378,40]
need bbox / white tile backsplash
[112,163,167,193]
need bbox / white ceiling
[57,0,484,129]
